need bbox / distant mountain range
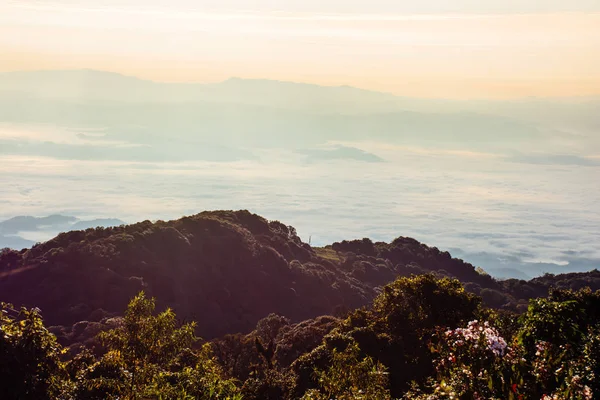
[2,70,598,164]
[0,215,125,250]
[0,69,402,113]
[1,69,598,131]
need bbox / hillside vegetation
[1,210,599,345]
[1,211,600,398]
[2,274,599,399]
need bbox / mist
[1,70,599,280]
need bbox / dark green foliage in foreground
[1,294,241,400]
[0,304,67,400]
[3,212,600,400]
[403,287,600,399]
[74,292,241,400]
[3,274,600,399]
[93,292,199,399]
[301,341,391,400]
[286,275,480,398]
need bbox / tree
[98,291,197,399]
[356,274,480,396]
[302,341,390,400]
[89,291,242,400]
[371,274,481,334]
[0,248,22,270]
[0,303,68,400]
[144,344,242,400]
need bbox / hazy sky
[1,0,600,98]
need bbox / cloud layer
[2,140,598,279]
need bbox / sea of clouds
[1,124,598,279]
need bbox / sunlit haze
[1,0,599,280]
[1,0,600,98]
[2,2,600,396]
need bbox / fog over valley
[1,70,598,280]
[3,0,600,396]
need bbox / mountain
[2,69,594,162]
[0,211,378,339]
[2,69,598,130]
[1,210,598,344]
[0,215,77,235]
[3,69,596,166]
[0,235,35,250]
[0,95,565,157]
[0,215,125,250]
[0,69,401,113]
[299,146,385,163]
[0,215,79,250]
[70,218,127,231]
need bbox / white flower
[446,320,507,356]
[583,385,593,400]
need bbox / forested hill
[1,210,599,341]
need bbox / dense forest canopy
[1,210,599,399]
[2,275,599,399]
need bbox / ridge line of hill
[1,210,598,344]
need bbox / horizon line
[1,68,599,102]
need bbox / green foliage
[371,274,481,333]
[0,303,68,400]
[301,341,390,400]
[212,332,259,380]
[404,320,527,399]
[241,368,295,400]
[74,292,241,400]
[344,274,480,397]
[516,288,600,399]
[519,288,600,351]
[71,349,129,399]
[96,291,197,398]
[5,210,600,351]
[3,273,600,400]
[287,275,482,398]
[406,287,600,400]
[144,344,243,400]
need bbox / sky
[1,0,600,98]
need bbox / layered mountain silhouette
[0,215,125,250]
[0,69,405,111]
[1,69,597,127]
[1,210,598,345]
[2,69,596,163]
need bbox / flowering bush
[404,319,529,399]
[446,320,508,356]
[531,338,596,400]
[518,290,600,400]
[404,319,599,400]
[4,273,600,400]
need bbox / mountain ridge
[1,210,598,344]
[0,215,126,250]
[3,69,599,102]
[2,69,598,134]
